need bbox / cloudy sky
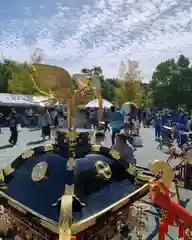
[0,0,192,81]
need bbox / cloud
[0,0,192,81]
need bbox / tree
[81,67,116,102]
[81,67,103,77]
[150,54,192,109]
[0,59,36,94]
[0,59,13,93]
[102,78,116,102]
[8,63,38,94]
[141,86,153,108]
[116,60,143,106]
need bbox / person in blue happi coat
[109,106,124,145]
[155,114,162,140]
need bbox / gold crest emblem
[44,145,54,152]
[110,149,120,160]
[31,162,48,182]
[22,150,35,159]
[66,158,75,171]
[95,160,112,180]
[91,145,101,152]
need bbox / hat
[96,121,105,131]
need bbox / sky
[0,0,192,81]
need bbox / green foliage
[101,78,116,102]
[0,59,42,94]
[8,63,39,94]
[71,77,78,90]
[0,59,17,93]
[1,52,192,110]
[81,67,116,102]
[81,67,103,77]
[141,86,153,108]
[150,54,192,109]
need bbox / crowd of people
[1,104,191,167]
[0,104,140,165]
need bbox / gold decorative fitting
[8,200,27,214]
[31,161,48,182]
[22,150,35,159]
[65,184,75,195]
[95,160,112,180]
[44,145,54,152]
[0,169,4,181]
[187,159,192,165]
[66,158,76,171]
[66,132,80,137]
[127,164,138,175]
[73,195,86,207]
[59,195,73,238]
[110,149,121,160]
[3,165,14,176]
[91,145,101,152]
[136,172,151,182]
[149,160,173,189]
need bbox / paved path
[0,127,191,239]
[0,126,167,168]
[0,127,190,200]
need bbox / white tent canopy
[85,98,112,108]
[0,93,49,107]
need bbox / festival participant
[155,114,162,140]
[38,107,52,140]
[142,109,147,127]
[135,116,140,135]
[94,131,105,146]
[8,110,19,145]
[0,113,3,133]
[109,106,124,145]
[57,112,68,128]
[121,102,137,134]
[112,133,136,164]
[84,109,91,129]
[50,107,58,127]
[162,109,171,126]
[186,116,192,131]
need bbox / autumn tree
[116,60,143,106]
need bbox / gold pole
[72,90,77,129]
[59,88,84,240]
[59,95,75,240]
[96,89,103,122]
[67,99,73,129]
